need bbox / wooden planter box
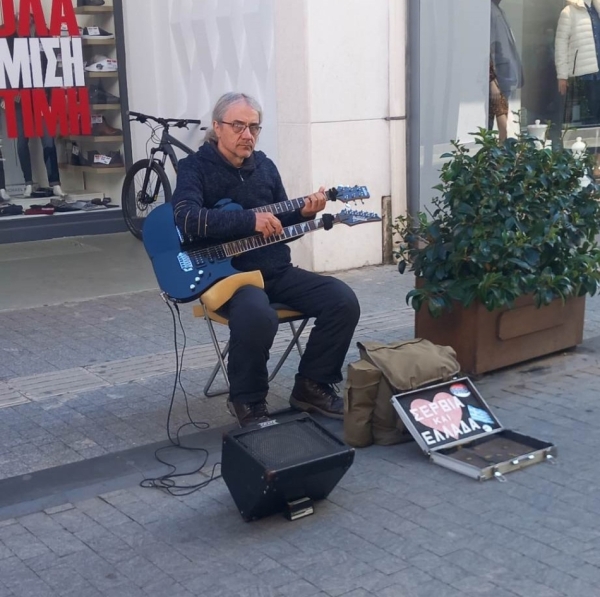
[415,293,585,375]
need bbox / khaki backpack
[343,339,461,447]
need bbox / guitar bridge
[177,252,194,272]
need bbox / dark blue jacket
[171,141,310,279]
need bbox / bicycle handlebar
[128,110,205,129]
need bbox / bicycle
[121,111,205,240]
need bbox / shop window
[488,0,600,158]
[0,0,128,224]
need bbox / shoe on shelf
[70,142,90,166]
[88,150,124,168]
[81,26,114,40]
[91,197,112,206]
[0,204,24,217]
[227,399,270,427]
[88,85,120,105]
[25,205,55,216]
[92,116,122,136]
[289,374,344,419]
[85,55,118,72]
[77,0,106,6]
[52,185,66,198]
[50,198,80,212]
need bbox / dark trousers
[225,266,360,404]
[15,102,61,186]
[582,78,600,125]
[0,151,5,190]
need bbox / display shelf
[74,6,114,14]
[59,164,125,174]
[64,136,124,143]
[91,104,121,111]
[83,39,116,46]
[86,72,119,78]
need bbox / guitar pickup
[177,252,194,272]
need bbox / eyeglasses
[220,121,262,136]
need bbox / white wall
[275,0,392,271]
[122,0,278,179]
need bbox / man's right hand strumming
[255,212,283,238]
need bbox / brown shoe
[92,117,122,136]
[227,399,270,427]
[289,375,344,419]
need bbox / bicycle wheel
[121,159,172,240]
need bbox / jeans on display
[14,102,61,186]
[581,78,600,125]
[0,151,5,190]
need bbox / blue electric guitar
[143,203,380,303]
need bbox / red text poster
[0,0,91,138]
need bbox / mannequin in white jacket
[555,0,600,97]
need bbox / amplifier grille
[237,418,343,469]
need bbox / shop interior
[490,0,600,176]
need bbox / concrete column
[275,0,395,272]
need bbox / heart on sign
[410,392,464,439]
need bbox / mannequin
[490,59,509,141]
[489,0,524,135]
[0,150,9,201]
[6,17,65,198]
[555,0,600,125]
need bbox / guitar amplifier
[221,413,355,521]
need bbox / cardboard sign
[392,378,502,451]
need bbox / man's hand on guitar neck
[300,187,327,218]
[255,212,284,238]
[254,185,327,238]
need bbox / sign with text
[0,0,91,138]
[391,378,502,451]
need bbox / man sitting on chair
[171,92,360,427]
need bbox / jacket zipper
[573,49,579,75]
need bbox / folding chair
[192,271,310,397]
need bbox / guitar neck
[251,189,334,216]
[191,218,331,262]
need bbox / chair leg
[203,315,231,397]
[268,318,309,382]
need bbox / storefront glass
[411,0,600,214]
[0,0,128,238]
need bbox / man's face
[214,102,261,166]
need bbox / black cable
[140,295,222,496]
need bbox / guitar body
[143,203,240,302]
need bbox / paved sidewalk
[1,265,600,596]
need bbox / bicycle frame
[153,128,195,173]
[141,127,195,204]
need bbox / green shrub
[394,128,600,317]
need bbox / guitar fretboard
[250,189,333,215]
[252,197,308,214]
[189,217,330,264]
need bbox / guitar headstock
[327,185,371,203]
[335,208,381,226]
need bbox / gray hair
[204,92,263,143]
